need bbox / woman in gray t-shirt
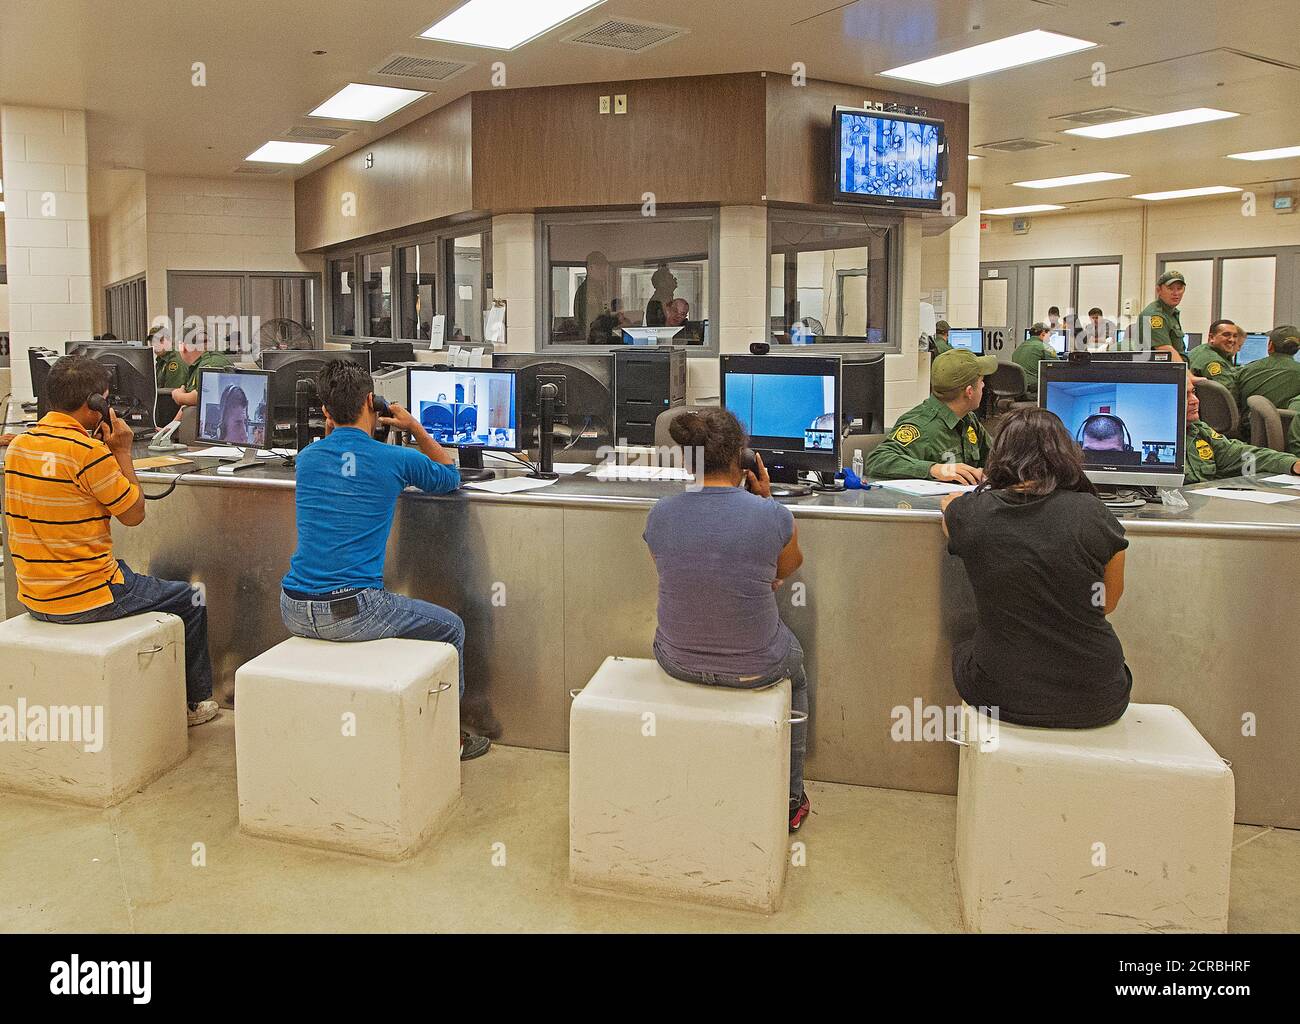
[643,408,811,831]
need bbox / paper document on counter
[591,463,693,482]
[1194,487,1299,505]
[878,479,977,496]
[1258,474,1300,489]
[463,476,558,494]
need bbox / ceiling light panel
[981,204,1066,215]
[310,83,428,122]
[1227,145,1300,161]
[1013,172,1130,189]
[245,141,331,165]
[421,0,609,50]
[1065,108,1238,139]
[1131,186,1242,201]
[880,30,1096,86]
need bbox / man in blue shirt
[280,360,490,760]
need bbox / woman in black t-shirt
[940,407,1132,728]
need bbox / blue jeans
[654,631,809,804]
[28,560,214,705]
[280,589,466,698]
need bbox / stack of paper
[878,479,976,497]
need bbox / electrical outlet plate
[614,94,627,114]
[599,95,611,114]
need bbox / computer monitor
[841,355,886,435]
[621,326,683,346]
[260,349,371,438]
[358,339,416,368]
[721,354,842,495]
[1040,360,1186,489]
[492,353,614,452]
[197,368,272,448]
[1236,333,1269,364]
[66,343,158,434]
[407,367,520,479]
[947,329,983,355]
[1184,332,1202,352]
[1084,351,1174,363]
[28,348,60,419]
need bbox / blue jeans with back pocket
[280,588,466,698]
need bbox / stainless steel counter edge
[135,469,1300,538]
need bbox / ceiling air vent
[372,53,472,83]
[234,165,283,175]
[284,125,355,141]
[976,138,1056,154]
[1050,106,1149,127]
[565,18,686,53]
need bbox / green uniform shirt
[1183,419,1298,484]
[156,351,188,391]
[1188,344,1240,401]
[181,351,234,393]
[1011,339,1056,399]
[865,395,991,480]
[932,334,953,356]
[1237,353,1300,411]
[1137,298,1185,356]
[1288,396,1300,459]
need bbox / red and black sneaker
[789,791,810,832]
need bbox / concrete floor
[0,714,1295,933]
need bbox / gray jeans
[654,631,808,804]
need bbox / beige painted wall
[89,170,147,334]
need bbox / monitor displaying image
[724,370,837,454]
[1237,333,1269,364]
[198,370,269,448]
[408,368,518,450]
[834,108,944,209]
[1044,380,1180,470]
[947,329,983,355]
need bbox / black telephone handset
[87,395,113,440]
[371,394,395,443]
[740,447,760,491]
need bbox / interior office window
[1169,259,1213,338]
[1031,265,1072,326]
[361,252,393,339]
[169,273,243,349]
[1220,256,1276,333]
[544,214,713,346]
[397,242,437,342]
[249,275,318,349]
[104,276,147,341]
[770,215,891,346]
[447,234,485,345]
[1075,264,1121,325]
[330,258,356,338]
[980,278,1008,329]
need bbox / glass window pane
[1031,265,1072,327]
[169,274,243,351]
[398,243,437,341]
[1076,264,1120,325]
[980,277,1008,329]
[546,218,712,346]
[770,216,890,346]
[1168,259,1213,339]
[361,252,393,339]
[330,258,355,338]
[250,276,318,351]
[1220,256,1276,333]
[449,235,484,345]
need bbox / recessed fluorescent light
[0,201,5,213]
[1227,145,1300,161]
[246,141,332,165]
[981,204,1066,215]
[1065,108,1238,139]
[968,155,981,161]
[879,30,1096,86]
[421,0,608,50]
[309,83,428,123]
[1013,171,1129,189]
[1131,186,1241,201]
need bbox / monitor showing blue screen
[1045,381,1180,468]
[1237,333,1269,364]
[948,329,983,354]
[835,109,943,207]
[408,368,518,450]
[724,372,837,453]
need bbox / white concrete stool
[0,612,188,807]
[569,655,793,913]
[955,703,1234,933]
[235,637,460,860]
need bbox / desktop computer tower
[614,347,686,446]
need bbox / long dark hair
[668,407,747,475]
[977,407,1097,497]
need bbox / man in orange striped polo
[3,355,218,726]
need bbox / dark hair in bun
[668,407,747,475]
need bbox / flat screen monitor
[67,343,158,433]
[1184,332,1202,351]
[947,329,983,355]
[720,354,842,479]
[1048,331,1068,355]
[1086,351,1174,363]
[621,326,683,346]
[197,368,272,448]
[833,106,945,210]
[260,349,371,429]
[492,353,614,451]
[407,368,520,452]
[1114,328,1126,347]
[1040,360,1186,489]
[841,355,886,435]
[1236,333,1269,364]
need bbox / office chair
[1246,395,1288,452]
[1193,378,1240,438]
[654,404,712,449]
[986,362,1029,413]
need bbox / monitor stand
[811,471,845,493]
[216,447,260,475]
[457,447,496,482]
[1096,487,1154,510]
[766,463,813,498]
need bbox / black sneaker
[460,731,491,761]
[789,791,810,832]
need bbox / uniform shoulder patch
[965,425,979,445]
[1208,361,1223,377]
[1150,314,1165,330]
[892,424,921,446]
[1209,429,1223,440]
[1195,439,1214,461]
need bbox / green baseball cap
[932,349,998,390]
[1029,322,1050,335]
[1157,269,1186,287]
[1267,325,1300,346]
[935,320,951,333]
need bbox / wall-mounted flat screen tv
[833,106,946,210]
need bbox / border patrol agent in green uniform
[1138,269,1187,357]
[1011,322,1057,401]
[931,320,953,356]
[156,348,188,391]
[1237,325,1300,411]
[1188,318,1241,401]
[865,349,997,484]
[1183,374,1300,483]
[1287,395,1300,459]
